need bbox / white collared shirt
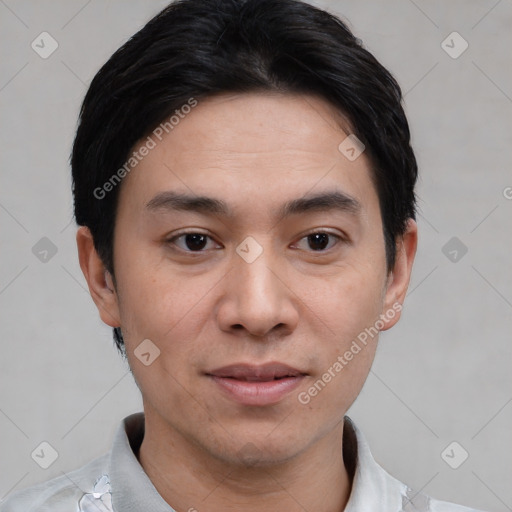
[0,413,485,511]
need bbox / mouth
[205,362,307,406]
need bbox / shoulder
[0,454,110,512]
[401,485,487,512]
[343,416,488,512]
[428,496,487,512]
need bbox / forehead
[117,92,378,217]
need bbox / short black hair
[71,0,417,354]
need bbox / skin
[77,92,417,512]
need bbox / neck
[137,408,353,512]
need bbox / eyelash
[166,230,345,254]
[167,231,220,254]
[292,231,343,252]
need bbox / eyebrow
[279,191,360,218]
[145,190,361,220]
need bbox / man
[0,0,485,510]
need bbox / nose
[216,244,300,339]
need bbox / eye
[293,231,341,252]
[168,232,220,252]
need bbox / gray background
[1,0,511,510]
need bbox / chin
[206,428,312,469]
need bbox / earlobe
[380,218,418,331]
[76,226,121,328]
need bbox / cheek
[296,262,385,402]
[115,255,226,382]
[303,260,386,341]
[297,287,381,418]
[114,248,209,339]
[119,288,213,412]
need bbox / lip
[206,362,307,406]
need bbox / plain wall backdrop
[0,0,511,510]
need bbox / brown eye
[183,234,208,251]
[294,232,340,252]
[307,233,330,251]
[169,232,219,252]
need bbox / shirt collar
[107,412,418,512]
[342,416,414,511]
[109,413,176,511]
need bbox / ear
[76,226,121,328]
[380,218,418,331]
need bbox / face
[79,92,416,466]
